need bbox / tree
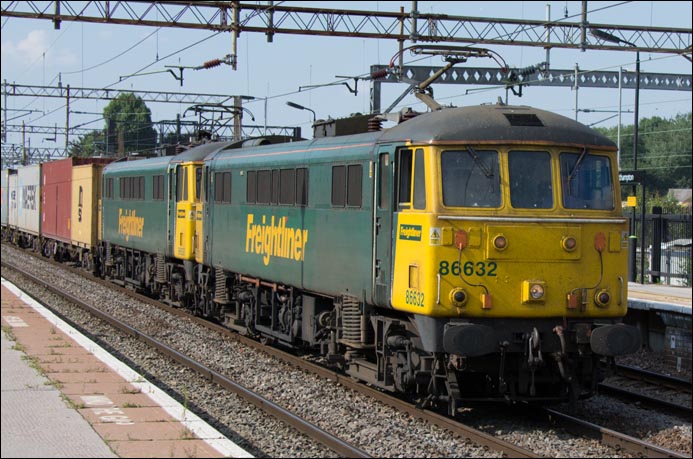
[596,112,692,197]
[103,93,158,156]
[69,131,102,158]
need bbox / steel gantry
[1,1,691,69]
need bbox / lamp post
[590,29,640,171]
[590,28,643,283]
[286,101,316,124]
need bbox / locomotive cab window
[441,148,500,208]
[508,151,553,209]
[195,167,202,202]
[560,151,615,210]
[176,166,188,202]
[396,147,426,210]
[396,149,412,209]
[413,148,426,210]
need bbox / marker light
[493,235,508,250]
[449,288,468,307]
[562,236,577,252]
[595,289,611,307]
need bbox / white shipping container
[9,164,41,235]
[1,168,13,227]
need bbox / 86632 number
[439,260,497,277]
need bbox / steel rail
[2,249,537,458]
[615,364,692,393]
[1,259,371,459]
[7,246,689,458]
[597,382,692,418]
[544,408,689,458]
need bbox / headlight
[530,284,545,299]
[522,280,546,304]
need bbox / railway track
[2,252,535,457]
[2,259,369,458]
[598,365,692,418]
[544,408,688,458]
[2,245,691,458]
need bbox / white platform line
[2,277,254,458]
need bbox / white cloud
[1,30,77,69]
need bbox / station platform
[1,278,253,458]
[627,282,692,315]
[625,282,691,374]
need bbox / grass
[121,402,142,408]
[120,385,142,394]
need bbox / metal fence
[629,209,692,286]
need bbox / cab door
[172,163,199,260]
[194,165,206,264]
[373,145,394,307]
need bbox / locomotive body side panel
[206,135,379,298]
[101,157,171,255]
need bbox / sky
[1,1,691,155]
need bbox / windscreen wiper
[466,146,493,178]
[568,147,588,182]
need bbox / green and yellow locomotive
[97,103,640,413]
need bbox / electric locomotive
[93,103,642,414]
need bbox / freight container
[1,168,15,229]
[8,164,41,248]
[71,163,107,249]
[41,158,74,243]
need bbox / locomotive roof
[104,105,615,174]
[104,141,235,174]
[378,104,617,149]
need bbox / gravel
[3,243,691,458]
